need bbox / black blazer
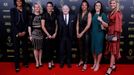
[10,7,28,38]
[58,13,76,39]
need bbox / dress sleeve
[114,12,122,33]
[28,14,33,27]
[102,13,108,24]
[41,14,45,20]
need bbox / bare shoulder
[88,12,92,17]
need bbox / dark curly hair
[92,1,104,16]
[79,0,90,14]
[46,1,54,7]
[13,0,25,7]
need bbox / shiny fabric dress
[105,11,122,59]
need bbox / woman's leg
[51,40,55,67]
[39,49,42,65]
[82,35,89,71]
[34,49,39,67]
[13,38,20,71]
[110,54,115,67]
[91,53,97,69]
[48,48,53,69]
[94,53,102,71]
[45,39,50,64]
[50,50,54,67]
[106,54,115,74]
[47,39,53,69]
[77,39,84,66]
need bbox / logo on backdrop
[127,49,134,60]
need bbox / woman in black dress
[28,2,43,68]
[41,2,58,69]
[76,0,92,71]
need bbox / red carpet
[0,62,134,75]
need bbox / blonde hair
[32,2,43,14]
[109,0,120,12]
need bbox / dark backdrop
[0,0,134,64]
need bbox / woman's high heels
[77,61,84,67]
[82,64,87,72]
[36,64,39,69]
[112,64,117,71]
[105,67,113,75]
[39,64,43,67]
[51,61,55,68]
[106,64,117,75]
[48,62,52,70]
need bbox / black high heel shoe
[39,64,43,67]
[15,67,20,72]
[36,65,39,69]
[51,61,55,68]
[52,64,55,68]
[105,67,113,75]
[82,64,87,72]
[48,63,52,70]
[77,61,84,67]
[112,64,117,71]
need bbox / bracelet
[16,34,18,37]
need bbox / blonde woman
[105,0,122,75]
[28,2,43,68]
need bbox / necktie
[65,15,68,25]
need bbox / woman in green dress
[91,1,108,71]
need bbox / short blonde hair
[109,0,120,12]
[32,2,43,14]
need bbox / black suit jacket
[58,13,76,40]
[10,7,28,38]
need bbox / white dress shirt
[64,14,69,25]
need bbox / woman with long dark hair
[91,1,108,71]
[105,0,122,74]
[76,0,92,71]
[10,0,29,72]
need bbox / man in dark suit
[58,5,76,68]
